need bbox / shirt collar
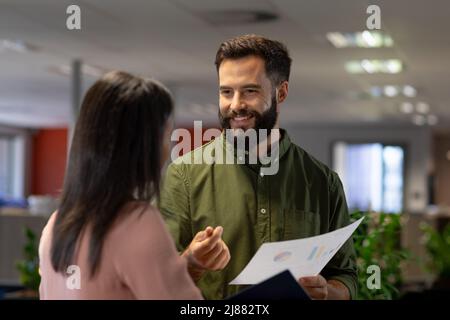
[218,128,291,169]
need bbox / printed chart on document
[230,217,364,285]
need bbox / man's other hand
[299,275,328,300]
[299,275,350,300]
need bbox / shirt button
[260,208,266,214]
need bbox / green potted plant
[351,211,410,299]
[420,222,450,290]
[15,227,41,298]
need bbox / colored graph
[307,243,342,261]
[273,251,292,262]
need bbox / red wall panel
[31,128,68,196]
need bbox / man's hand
[182,226,231,282]
[299,275,328,300]
[298,275,350,300]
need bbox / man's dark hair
[215,34,292,87]
[51,71,173,277]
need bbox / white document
[230,217,364,285]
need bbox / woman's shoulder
[107,201,177,264]
[40,211,58,240]
[111,201,166,240]
[120,201,160,223]
[38,211,58,268]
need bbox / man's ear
[277,81,289,104]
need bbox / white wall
[284,124,432,213]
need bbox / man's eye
[245,89,258,94]
[220,90,232,96]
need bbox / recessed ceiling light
[403,85,417,98]
[412,114,426,126]
[345,59,403,74]
[326,32,348,48]
[384,85,398,97]
[369,85,417,98]
[361,59,376,73]
[345,61,363,73]
[416,102,430,114]
[326,31,394,48]
[385,60,403,74]
[361,31,377,47]
[400,102,414,114]
[384,36,394,47]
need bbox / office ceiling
[0,0,449,129]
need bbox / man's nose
[230,92,245,112]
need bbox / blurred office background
[0,0,449,299]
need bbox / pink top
[38,202,202,300]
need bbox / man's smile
[230,114,255,128]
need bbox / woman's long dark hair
[51,71,173,277]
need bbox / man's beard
[218,95,278,131]
[219,95,278,153]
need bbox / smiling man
[160,34,357,300]
[218,54,279,132]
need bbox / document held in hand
[230,217,364,285]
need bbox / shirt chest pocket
[283,209,321,240]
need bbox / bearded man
[160,34,357,300]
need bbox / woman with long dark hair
[38,71,202,299]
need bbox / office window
[0,136,14,197]
[333,142,405,213]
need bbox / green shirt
[159,129,358,300]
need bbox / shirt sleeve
[158,163,193,252]
[321,172,359,299]
[113,207,203,300]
